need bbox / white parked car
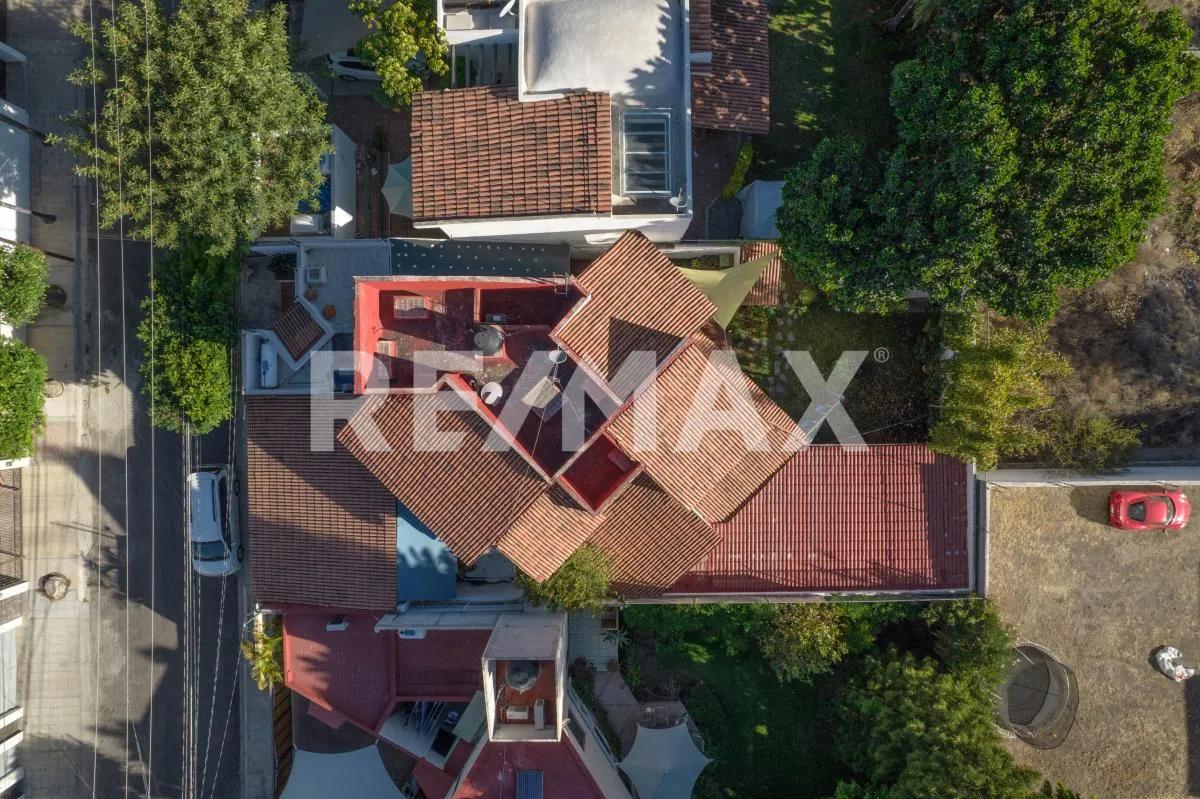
[187,465,242,577]
[326,49,379,82]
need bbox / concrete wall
[331,125,356,239]
[429,213,693,245]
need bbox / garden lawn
[729,295,934,444]
[751,0,903,180]
[659,647,842,799]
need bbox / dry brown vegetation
[1048,92,1200,450]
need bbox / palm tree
[883,0,944,32]
[240,619,284,691]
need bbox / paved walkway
[7,0,95,795]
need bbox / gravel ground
[987,485,1200,798]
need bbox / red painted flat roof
[284,613,395,732]
[451,740,604,799]
[395,630,491,700]
[669,445,971,594]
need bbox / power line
[84,0,104,794]
[141,0,158,792]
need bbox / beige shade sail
[677,252,776,328]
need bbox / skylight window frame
[620,110,673,197]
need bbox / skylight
[622,111,672,195]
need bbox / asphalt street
[91,237,242,799]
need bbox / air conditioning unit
[506,705,530,722]
[306,266,327,286]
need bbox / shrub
[0,338,47,460]
[1037,408,1141,472]
[930,318,1070,469]
[518,544,612,611]
[721,141,754,200]
[0,244,47,327]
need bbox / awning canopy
[677,252,777,328]
[280,746,405,799]
[618,721,711,799]
[382,158,413,218]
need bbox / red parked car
[1108,490,1191,531]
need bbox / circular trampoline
[995,643,1078,749]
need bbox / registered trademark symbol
[873,347,890,363]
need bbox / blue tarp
[396,502,457,601]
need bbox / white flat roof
[523,0,682,106]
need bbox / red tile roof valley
[607,329,798,524]
[555,231,715,389]
[498,487,605,581]
[337,392,547,565]
[692,0,770,133]
[410,87,612,222]
[246,397,397,611]
[588,475,721,596]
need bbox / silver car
[326,50,380,82]
[187,465,242,577]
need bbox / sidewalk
[7,0,96,796]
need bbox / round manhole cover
[40,573,70,600]
[44,284,67,309]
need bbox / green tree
[518,544,613,611]
[930,318,1069,469]
[838,650,1038,799]
[780,0,1200,320]
[0,244,47,327]
[349,0,448,108]
[138,245,237,434]
[921,598,1012,688]
[622,603,777,657]
[0,337,47,460]
[59,0,328,255]
[762,603,915,684]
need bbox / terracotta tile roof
[692,0,770,134]
[554,231,715,389]
[410,87,613,223]
[588,475,721,597]
[247,397,397,611]
[670,445,972,594]
[607,329,798,523]
[497,486,604,581]
[337,392,547,565]
[741,240,783,306]
[271,302,324,361]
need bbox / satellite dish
[506,660,541,692]
[473,324,505,357]
[669,190,689,210]
[548,349,568,365]
[480,382,504,405]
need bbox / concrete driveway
[986,483,1200,798]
